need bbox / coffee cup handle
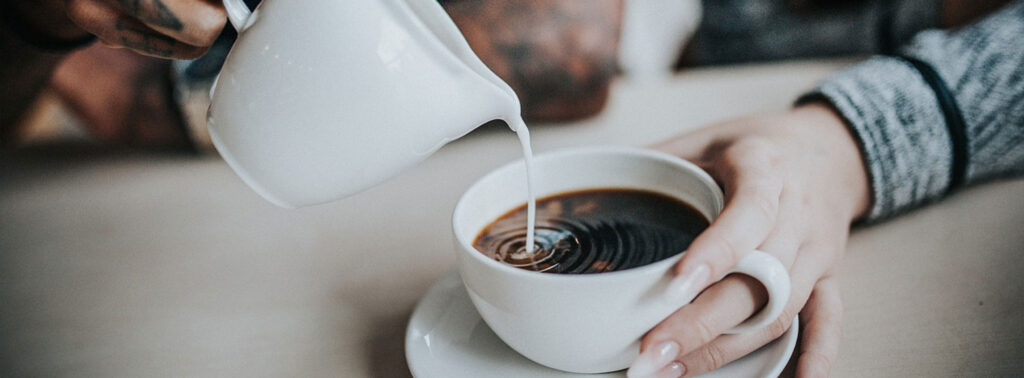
[721,250,791,334]
[223,0,253,32]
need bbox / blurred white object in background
[619,0,702,79]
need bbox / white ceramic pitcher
[208,0,520,208]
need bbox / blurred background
[7,0,1005,151]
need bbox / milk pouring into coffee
[208,0,540,252]
[511,119,538,253]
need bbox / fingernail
[627,341,680,378]
[653,362,685,378]
[665,263,710,305]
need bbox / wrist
[792,102,872,222]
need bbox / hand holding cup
[634,103,870,377]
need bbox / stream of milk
[508,117,537,254]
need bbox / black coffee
[473,188,709,274]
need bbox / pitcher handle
[223,0,252,32]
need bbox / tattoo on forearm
[118,0,184,31]
[115,19,177,56]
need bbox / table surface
[2,60,1023,377]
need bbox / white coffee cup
[452,146,791,373]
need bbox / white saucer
[405,270,798,378]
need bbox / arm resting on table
[799,1,1024,221]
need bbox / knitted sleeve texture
[800,1,1024,221]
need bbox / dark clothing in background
[692,0,943,64]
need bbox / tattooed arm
[70,0,226,59]
[1,0,225,132]
[442,0,622,122]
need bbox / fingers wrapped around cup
[453,147,791,374]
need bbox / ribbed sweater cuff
[798,56,952,221]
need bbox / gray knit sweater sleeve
[800,1,1024,221]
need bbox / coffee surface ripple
[473,189,709,274]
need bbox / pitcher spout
[395,0,521,125]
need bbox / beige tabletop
[2,60,1023,377]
